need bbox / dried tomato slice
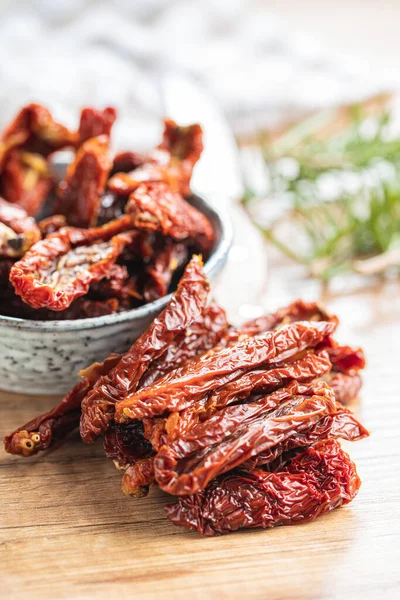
[78,107,117,144]
[143,240,188,302]
[326,372,363,405]
[104,421,153,470]
[328,345,366,375]
[165,439,361,535]
[38,214,67,236]
[121,457,155,498]
[125,182,214,254]
[220,299,336,346]
[244,404,369,469]
[0,196,41,257]
[108,119,203,197]
[0,149,54,216]
[104,304,228,476]
[56,135,112,227]
[4,353,121,457]
[79,255,210,442]
[9,216,137,310]
[4,380,88,457]
[140,304,228,389]
[111,151,145,175]
[0,103,76,159]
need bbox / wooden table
[1,242,399,599]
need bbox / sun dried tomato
[78,107,117,145]
[243,404,369,470]
[154,381,336,496]
[143,240,188,302]
[96,191,127,226]
[328,345,366,375]
[121,457,155,498]
[157,119,203,197]
[38,214,67,236]
[4,380,88,457]
[125,182,214,255]
[220,300,336,347]
[139,304,228,389]
[103,421,153,470]
[0,196,41,257]
[101,304,228,474]
[4,353,121,457]
[108,119,203,198]
[165,439,361,535]
[78,353,122,384]
[9,216,137,310]
[62,297,119,319]
[89,263,129,299]
[0,149,54,216]
[115,320,337,421]
[56,135,112,227]
[159,349,332,451]
[0,103,76,160]
[204,349,332,413]
[111,151,145,176]
[79,256,210,442]
[326,372,363,406]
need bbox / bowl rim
[0,193,233,332]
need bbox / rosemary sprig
[242,99,400,279]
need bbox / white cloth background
[0,0,394,149]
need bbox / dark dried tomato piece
[10,217,137,310]
[156,119,203,197]
[89,264,129,300]
[161,349,332,450]
[96,191,127,226]
[205,349,332,413]
[165,439,361,535]
[104,421,153,470]
[80,255,210,443]
[0,196,41,257]
[78,107,117,144]
[143,240,188,302]
[56,135,112,228]
[111,151,145,175]
[61,297,119,319]
[4,380,88,457]
[125,182,214,255]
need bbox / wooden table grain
[1,249,399,600]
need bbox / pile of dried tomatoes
[5,257,368,536]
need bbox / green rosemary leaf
[242,100,400,279]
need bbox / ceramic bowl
[0,191,232,395]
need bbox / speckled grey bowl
[0,192,232,395]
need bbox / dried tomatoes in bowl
[0,104,232,394]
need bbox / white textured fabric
[0,0,390,147]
